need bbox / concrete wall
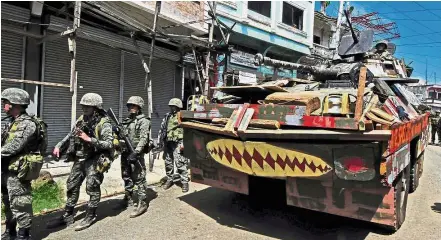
[128,1,208,34]
[216,1,314,53]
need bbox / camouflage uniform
[158,98,190,192]
[119,96,151,217]
[370,40,393,60]
[430,111,441,143]
[1,88,46,240]
[52,93,113,231]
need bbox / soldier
[158,98,190,193]
[49,93,114,231]
[430,110,440,144]
[1,88,47,240]
[116,96,151,217]
[369,40,393,60]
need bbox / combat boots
[162,179,173,190]
[74,207,97,231]
[182,182,189,193]
[1,219,17,240]
[114,192,135,209]
[129,200,149,218]
[46,206,75,229]
[16,228,30,240]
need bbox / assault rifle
[56,121,88,161]
[1,116,13,172]
[149,139,161,172]
[106,108,143,169]
[1,116,12,145]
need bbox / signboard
[258,66,297,78]
[238,71,257,84]
[230,51,258,69]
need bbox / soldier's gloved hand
[128,152,139,162]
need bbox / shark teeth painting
[206,139,332,177]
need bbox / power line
[377,8,441,14]
[396,52,441,59]
[396,31,441,39]
[383,2,441,36]
[414,2,441,20]
[384,19,441,22]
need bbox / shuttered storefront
[122,52,181,138]
[122,51,147,120]
[43,36,121,147]
[1,3,28,123]
[150,60,179,137]
[43,16,181,146]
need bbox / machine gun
[106,108,144,169]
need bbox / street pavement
[28,146,441,240]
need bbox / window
[282,2,303,30]
[248,1,271,18]
[429,91,437,99]
[313,35,321,45]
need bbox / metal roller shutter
[43,35,121,147]
[1,21,25,123]
[42,35,73,148]
[122,52,181,138]
[122,51,148,119]
[150,59,178,137]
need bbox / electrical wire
[414,1,441,20]
[383,2,441,36]
[395,52,441,59]
[377,8,441,14]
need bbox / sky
[314,1,441,85]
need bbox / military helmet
[1,88,30,105]
[375,40,388,49]
[436,110,440,114]
[168,98,183,109]
[80,93,103,109]
[127,96,144,109]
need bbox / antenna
[344,9,358,44]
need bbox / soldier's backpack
[30,115,48,155]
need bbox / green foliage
[1,179,64,220]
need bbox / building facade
[1,1,207,147]
[214,1,315,86]
[406,84,441,112]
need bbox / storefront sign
[230,51,258,69]
[258,66,297,78]
[238,71,257,84]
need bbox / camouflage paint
[389,113,429,153]
[286,177,396,227]
[183,128,404,227]
[181,104,360,130]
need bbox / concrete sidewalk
[42,153,166,203]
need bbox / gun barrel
[107,108,136,154]
[254,54,340,77]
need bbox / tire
[409,154,423,193]
[391,164,410,231]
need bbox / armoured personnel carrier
[178,11,429,231]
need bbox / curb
[1,181,163,225]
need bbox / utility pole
[146,1,161,119]
[204,1,215,96]
[70,1,81,128]
[425,58,428,84]
[331,0,345,50]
